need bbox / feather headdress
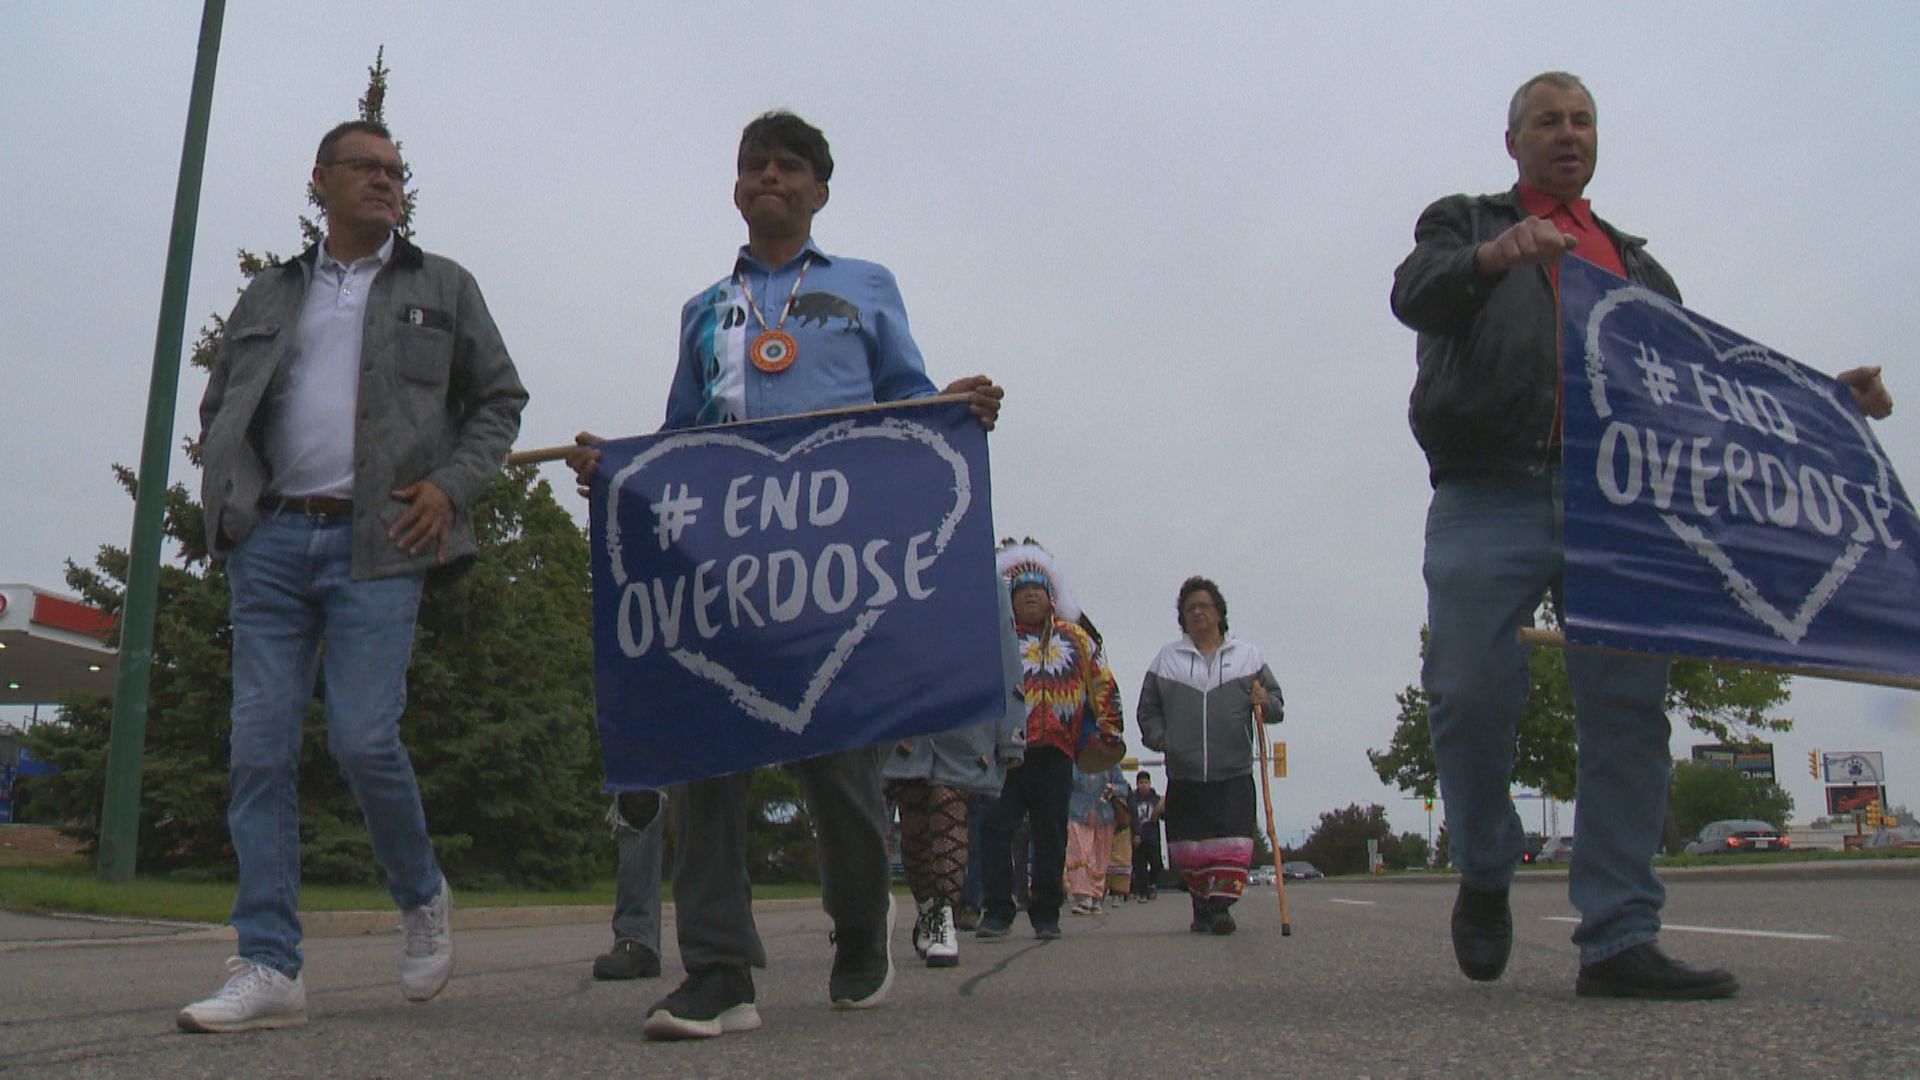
[994,537,1082,623]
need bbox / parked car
[1248,866,1277,886]
[1864,825,1920,850]
[1518,834,1548,864]
[1684,819,1790,855]
[1281,861,1323,881]
[1537,836,1575,863]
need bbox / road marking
[1327,898,1376,906]
[1541,917,1834,942]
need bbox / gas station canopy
[0,583,118,705]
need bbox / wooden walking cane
[1252,699,1292,936]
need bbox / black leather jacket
[1390,189,1680,486]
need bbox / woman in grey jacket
[883,586,1027,968]
[1136,576,1284,936]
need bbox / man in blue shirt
[569,110,1001,1040]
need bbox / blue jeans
[1423,472,1671,965]
[611,791,665,952]
[225,513,442,976]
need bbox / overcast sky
[4,3,1917,843]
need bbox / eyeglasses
[322,156,409,183]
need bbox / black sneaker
[642,966,760,1040]
[1033,922,1062,940]
[828,894,895,1010]
[1576,943,1739,1000]
[1450,883,1512,982]
[1209,908,1237,936]
[975,916,1013,940]
[593,939,661,981]
[1190,896,1211,933]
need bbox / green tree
[26,50,608,888]
[1295,803,1396,877]
[1394,830,1431,870]
[1367,606,1792,803]
[1668,760,1795,840]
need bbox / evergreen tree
[27,50,608,887]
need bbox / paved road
[4,867,1918,1077]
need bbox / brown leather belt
[264,495,354,519]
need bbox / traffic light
[1424,797,1435,812]
[1809,750,1820,779]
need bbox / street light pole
[97,0,227,883]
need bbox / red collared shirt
[1515,184,1624,445]
[1515,183,1624,283]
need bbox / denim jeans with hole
[610,791,665,953]
[225,513,442,977]
[1422,472,1671,965]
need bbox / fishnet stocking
[889,780,969,906]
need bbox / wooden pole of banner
[1252,700,1292,937]
[1516,628,1920,692]
[505,393,979,468]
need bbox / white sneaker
[177,957,308,1033]
[399,875,453,1002]
[924,904,959,969]
[911,898,937,959]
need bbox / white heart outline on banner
[1581,284,1894,645]
[602,416,973,734]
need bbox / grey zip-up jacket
[198,236,528,579]
[1136,635,1283,783]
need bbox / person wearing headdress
[881,585,1026,969]
[975,541,1124,941]
[1137,576,1283,936]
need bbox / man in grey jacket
[1136,575,1282,937]
[180,120,527,1033]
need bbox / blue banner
[588,398,1004,789]
[1560,257,1920,680]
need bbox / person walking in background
[1137,576,1283,937]
[1128,772,1164,900]
[977,541,1123,942]
[1064,763,1125,915]
[1106,788,1134,906]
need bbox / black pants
[981,745,1072,927]
[670,745,890,972]
[1132,831,1163,894]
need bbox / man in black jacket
[1390,71,1891,1001]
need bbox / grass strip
[0,858,825,924]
